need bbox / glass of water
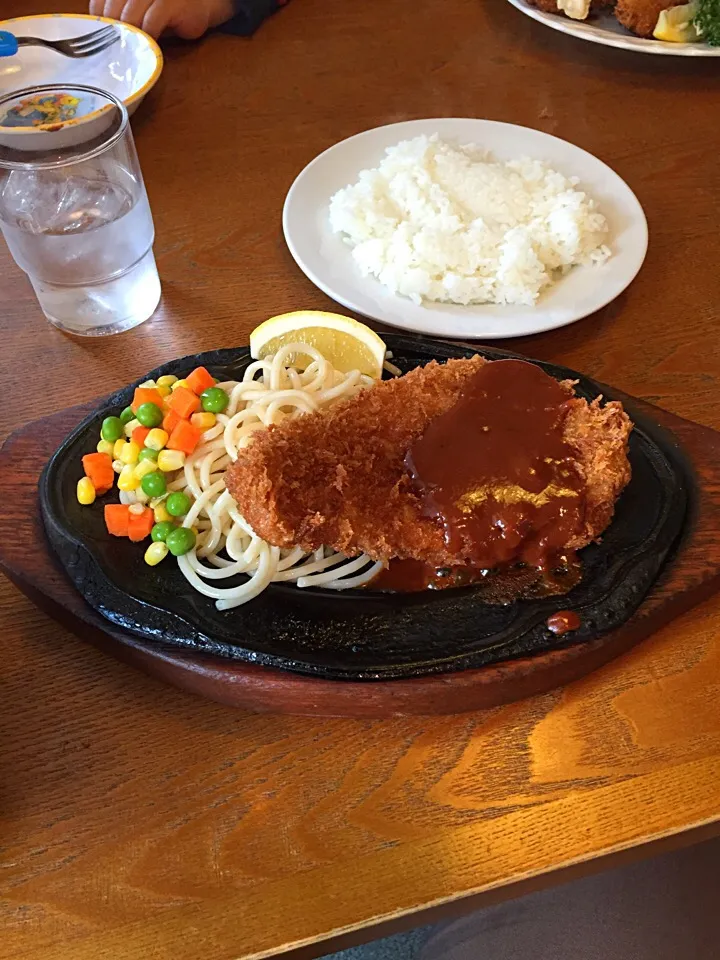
[0,84,161,336]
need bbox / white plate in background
[283,118,648,340]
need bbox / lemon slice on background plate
[653,2,699,41]
[250,311,387,379]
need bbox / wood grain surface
[2,1,720,958]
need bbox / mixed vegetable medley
[77,366,229,567]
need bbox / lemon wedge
[654,2,699,41]
[250,310,387,379]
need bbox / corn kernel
[124,418,141,438]
[157,449,186,472]
[96,439,114,456]
[157,375,178,388]
[149,495,168,509]
[139,379,156,389]
[156,385,171,398]
[113,438,125,459]
[112,459,124,474]
[134,458,158,479]
[153,503,171,523]
[144,541,169,566]
[119,441,140,465]
[190,412,216,431]
[119,490,137,505]
[171,378,190,392]
[76,477,96,505]
[118,464,140,491]
[145,428,169,451]
[128,502,146,515]
[135,488,150,505]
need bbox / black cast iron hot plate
[40,335,690,680]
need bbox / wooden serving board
[1,396,720,717]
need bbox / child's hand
[89,0,235,39]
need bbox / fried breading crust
[614,0,671,37]
[225,358,632,566]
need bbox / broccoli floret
[695,0,720,44]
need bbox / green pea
[101,416,124,442]
[166,491,192,517]
[119,406,135,425]
[200,386,229,413]
[166,526,196,556]
[151,521,175,543]
[136,402,163,428]
[138,448,159,462]
[141,471,167,498]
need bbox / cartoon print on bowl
[0,92,81,127]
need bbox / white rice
[328,134,611,307]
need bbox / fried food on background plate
[527,0,616,18]
[527,0,576,15]
[614,0,676,35]
[226,357,632,568]
[526,0,680,38]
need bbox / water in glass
[0,84,161,336]
[0,163,160,335]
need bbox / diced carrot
[82,452,114,495]
[167,420,202,456]
[162,409,182,434]
[168,386,201,420]
[132,387,164,413]
[127,506,154,542]
[104,503,130,537]
[132,426,150,447]
[185,366,216,396]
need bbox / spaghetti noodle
[169,343,384,610]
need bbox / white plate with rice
[282,118,648,340]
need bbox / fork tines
[68,25,119,55]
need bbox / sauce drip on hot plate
[369,553,581,603]
[546,610,582,635]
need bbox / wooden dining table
[2,1,720,957]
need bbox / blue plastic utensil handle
[0,31,19,57]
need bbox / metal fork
[0,26,119,59]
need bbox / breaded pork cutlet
[614,0,671,36]
[225,357,632,567]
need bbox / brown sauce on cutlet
[370,360,587,599]
[406,359,586,569]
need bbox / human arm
[87,0,288,39]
